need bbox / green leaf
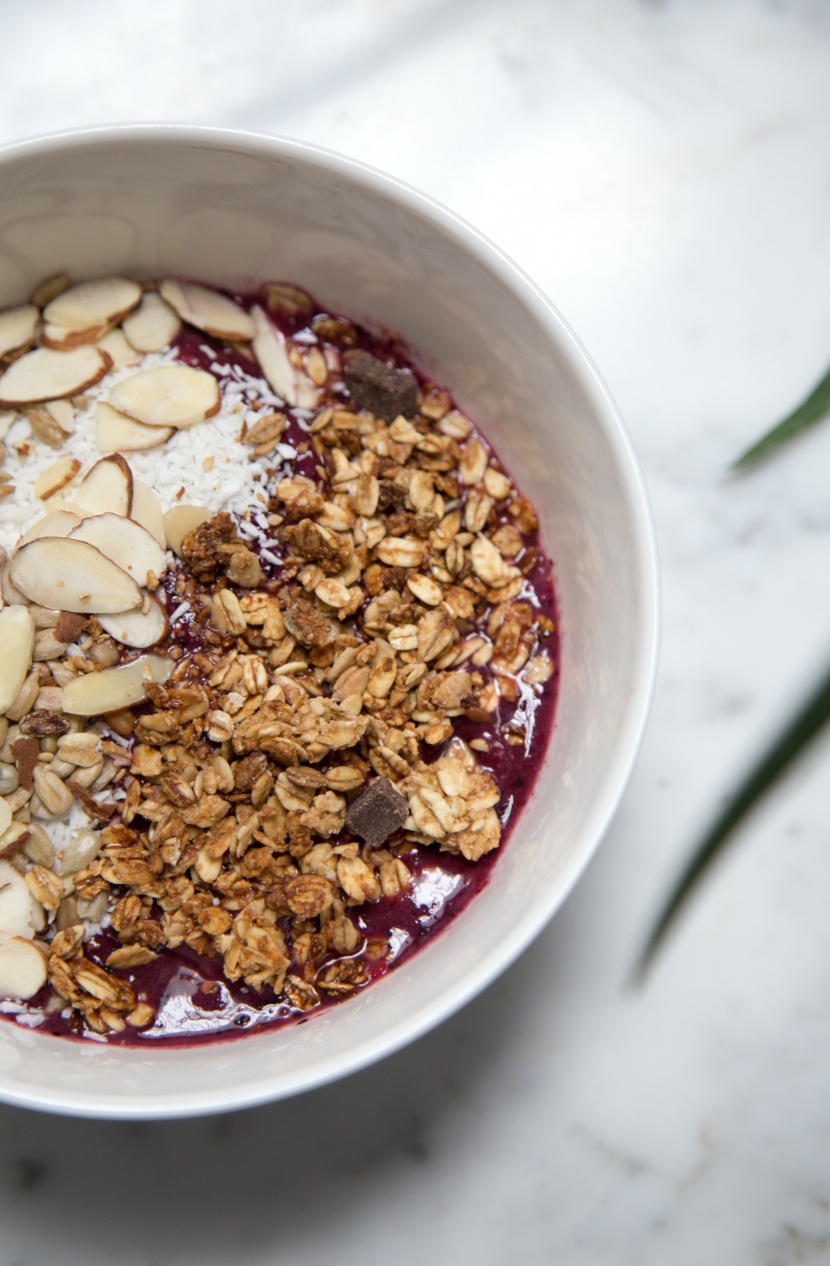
[635,657,830,979]
[733,361,830,468]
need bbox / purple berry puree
[12,284,559,1047]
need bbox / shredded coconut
[0,345,293,555]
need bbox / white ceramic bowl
[0,125,658,1118]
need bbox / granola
[0,275,558,1042]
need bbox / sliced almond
[0,411,16,441]
[98,596,168,648]
[97,328,142,369]
[251,305,319,409]
[43,276,142,333]
[163,504,211,557]
[0,345,111,406]
[25,405,66,449]
[1,564,28,607]
[0,933,48,999]
[17,509,81,547]
[0,304,39,360]
[69,513,166,585]
[45,399,75,435]
[95,401,173,453]
[41,320,110,350]
[0,799,10,838]
[31,273,69,309]
[108,364,220,430]
[160,279,254,341]
[39,498,88,523]
[0,860,35,936]
[10,537,142,614]
[74,453,133,517]
[122,291,181,352]
[0,820,28,857]
[34,454,81,502]
[62,653,173,716]
[130,478,165,548]
[0,606,35,713]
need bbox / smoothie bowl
[0,127,657,1117]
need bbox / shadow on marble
[0,922,568,1261]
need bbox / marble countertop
[2,2,830,1262]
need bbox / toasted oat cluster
[0,273,555,1040]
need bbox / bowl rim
[0,123,660,1118]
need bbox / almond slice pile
[0,274,322,505]
[9,452,171,645]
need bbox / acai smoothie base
[0,274,558,1045]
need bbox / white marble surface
[1,1,830,1261]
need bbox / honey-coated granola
[0,274,556,1041]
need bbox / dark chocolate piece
[345,775,409,848]
[344,351,418,422]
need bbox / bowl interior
[0,129,657,1117]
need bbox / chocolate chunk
[344,352,418,422]
[345,775,409,848]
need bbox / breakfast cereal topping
[0,273,557,1042]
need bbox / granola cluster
[0,274,556,1039]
